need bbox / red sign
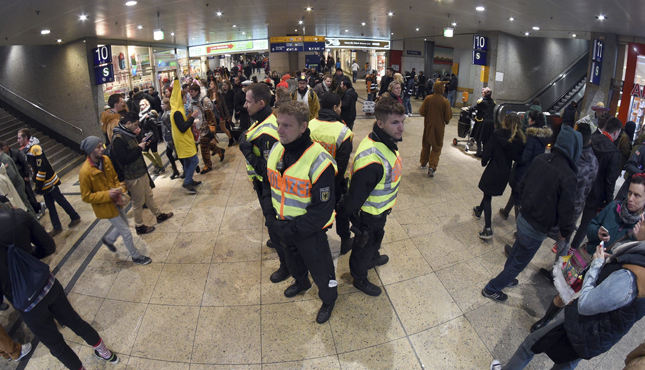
[207,44,234,52]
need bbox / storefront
[324,38,390,77]
[619,43,645,128]
[188,39,269,71]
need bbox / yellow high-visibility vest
[266,141,337,228]
[244,114,279,182]
[351,136,402,215]
[308,118,353,158]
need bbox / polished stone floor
[0,92,639,370]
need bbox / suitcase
[362,101,375,115]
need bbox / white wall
[453,48,473,104]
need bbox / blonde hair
[393,73,404,84]
[504,113,526,143]
[388,81,401,93]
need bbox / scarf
[139,104,151,121]
[617,199,643,226]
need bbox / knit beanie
[80,136,102,155]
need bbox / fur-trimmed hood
[526,126,552,138]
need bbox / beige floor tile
[91,299,147,355]
[410,316,492,370]
[149,264,209,306]
[411,230,473,271]
[435,258,491,293]
[262,355,341,370]
[202,262,261,306]
[181,206,226,233]
[192,191,230,208]
[448,220,499,257]
[335,253,382,295]
[24,342,83,370]
[376,238,432,285]
[386,274,462,335]
[381,218,409,244]
[131,305,200,362]
[261,300,336,363]
[260,259,321,305]
[191,306,261,364]
[106,263,163,303]
[166,232,218,264]
[391,206,443,238]
[71,259,125,298]
[329,292,405,353]
[190,365,261,370]
[220,204,264,231]
[126,356,190,370]
[338,338,419,370]
[147,208,188,233]
[226,185,260,207]
[132,231,177,263]
[211,229,262,263]
[60,293,105,345]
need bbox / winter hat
[281,74,291,81]
[554,124,583,163]
[80,136,102,155]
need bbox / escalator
[494,51,589,124]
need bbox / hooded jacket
[419,81,452,130]
[521,104,547,131]
[562,102,578,125]
[111,125,148,180]
[22,137,60,195]
[313,81,331,98]
[587,132,621,209]
[100,109,122,144]
[169,80,198,159]
[340,87,358,125]
[510,126,552,189]
[573,146,599,220]
[0,164,26,210]
[478,129,525,196]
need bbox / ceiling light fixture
[41,29,50,35]
[216,11,222,16]
[451,22,457,27]
[572,33,577,37]
[532,26,540,30]
[476,6,485,11]
[242,31,246,34]
[232,24,237,27]
[56,39,62,43]
[597,15,606,20]
[388,11,394,16]
[444,27,454,37]
[125,1,137,5]
[80,15,88,21]
[171,32,175,36]
[416,28,419,31]
[361,22,366,26]
[509,17,515,21]
[391,32,394,35]
[137,25,143,29]
[524,31,530,36]
[295,29,298,31]
[306,7,312,11]
[298,20,303,25]
[424,38,427,41]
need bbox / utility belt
[350,209,390,248]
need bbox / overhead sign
[188,39,268,57]
[473,35,488,52]
[94,64,114,85]
[270,36,325,52]
[92,45,112,66]
[406,50,422,56]
[472,50,487,66]
[592,39,604,62]
[590,60,602,85]
[325,38,390,49]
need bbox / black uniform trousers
[20,279,100,370]
[253,179,286,266]
[283,229,338,306]
[335,178,351,240]
[349,213,387,280]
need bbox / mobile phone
[600,226,608,234]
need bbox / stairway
[549,78,587,115]
[0,108,84,177]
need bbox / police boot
[530,299,563,333]
[353,278,382,296]
[284,278,312,298]
[340,237,353,255]
[316,302,335,324]
[369,254,389,269]
[270,265,290,283]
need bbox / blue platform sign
[473,35,488,52]
[592,39,604,62]
[304,42,325,51]
[472,50,487,66]
[590,61,602,85]
[94,64,114,85]
[92,45,112,66]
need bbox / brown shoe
[135,225,156,235]
[200,167,212,174]
[48,229,62,238]
[156,212,174,223]
[68,218,81,228]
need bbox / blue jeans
[502,316,581,370]
[485,218,545,293]
[367,92,376,101]
[447,90,456,107]
[181,154,199,185]
[403,97,412,115]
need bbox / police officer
[339,97,405,297]
[309,93,354,254]
[261,100,338,324]
[238,83,289,284]
[464,86,495,157]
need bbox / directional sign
[92,45,112,66]
[592,39,604,62]
[472,50,487,66]
[94,64,114,85]
[590,60,602,85]
[188,39,268,57]
[473,35,488,52]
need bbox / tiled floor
[0,91,638,370]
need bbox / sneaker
[156,212,174,223]
[266,240,279,249]
[316,303,334,324]
[472,206,482,219]
[135,225,155,235]
[507,279,519,288]
[101,237,117,253]
[195,166,201,173]
[220,149,226,162]
[419,165,427,170]
[156,166,165,173]
[68,218,81,228]
[499,208,509,220]
[481,288,508,302]
[353,279,382,296]
[551,243,558,253]
[182,183,197,194]
[479,228,493,240]
[270,266,290,283]
[191,180,203,186]
[427,168,435,177]
[132,256,152,265]
[284,279,312,297]
[48,228,62,238]
[93,349,120,364]
[180,172,186,179]
[200,166,212,174]
[170,172,180,180]
[504,244,512,257]
[490,359,502,370]
[14,343,32,361]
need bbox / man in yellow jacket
[78,136,164,265]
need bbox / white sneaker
[490,359,502,370]
[15,343,32,361]
[419,165,427,170]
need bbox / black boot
[340,237,353,255]
[228,138,235,147]
[530,299,563,333]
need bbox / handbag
[4,208,51,311]
[554,242,594,301]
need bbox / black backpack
[4,209,51,311]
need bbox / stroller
[453,109,476,152]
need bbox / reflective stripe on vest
[351,136,402,215]
[244,115,279,182]
[267,142,338,228]
[308,118,353,158]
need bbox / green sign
[189,39,268,57]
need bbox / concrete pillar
[424,41,435,78]
[581,33,618,118]
[288,52,299,75]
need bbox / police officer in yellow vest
[261,100,339,324]
[339,98,405,297]
[309,93,354,255]
[238,83,290,284]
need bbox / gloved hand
[335,194,347,215]
[238,135,253,155]
[269,219,291,239]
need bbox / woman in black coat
[473,113,525,239]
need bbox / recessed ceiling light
[79,15,88,21]
[597,15,606,20]
[295,29,298,31]
[572,33,577,37]
[345,29,349,32]
[171,32,175,36]
[232,24,237,28]
[125,1,137,5]
[137,25,143,29]
[391,32,394,35]
[56,39,62,43]
[361,22,366,26]
[388,11,394,16]
[524,31,530,36]
[41,29,50,35]
[306,7,312,11]
[476,6,485,11]
[298,20,303,25]
[424,38,427,41]
[216,11,222,16]
[532,26,540,30]
[509,17,515,21]
[416,28,419,31]
[451,22,457,27]
[242,31,246,34]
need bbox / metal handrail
[0,83,83,133]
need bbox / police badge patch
[320,187,331,202]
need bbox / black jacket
[562,103,578,125]
[223,89,235,117]
[478,129,524,196]
[6,147,30,179]
[340,87,358,124]
[239,106,278,180]
[469,95,496,123]
[136,111,160,145]
[131,91,155,115]
[150,91,163,113]
[616,144,645,201]
[112,126,148,180]
[510,126,552,190]
[0,204,56,304]
[448,76,458,91]
[417,75,427,87]
[234,88,250,130]
[379,76,394,96]
[586,133,621,209]
[261,129,336,238]
[519,149,578,238]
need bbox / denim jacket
[577,257,638,315]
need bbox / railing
[0,83,83,133]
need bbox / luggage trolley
[453,109,476,152]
